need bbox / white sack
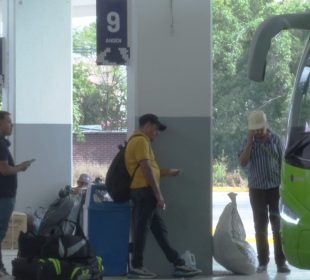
[213,192,256,275]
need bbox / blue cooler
[84,184,131,276]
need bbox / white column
[128,0,212,275]
[2,0,72,211]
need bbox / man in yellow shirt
[125,114,201,278]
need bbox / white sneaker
[256,265,267,273]
[0,266,8,277]
[0,276,15,280]
[128,267,157,279]
[0,266,14,280]
[174,264,202,277]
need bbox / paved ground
[3,191,310,279]
[3,249,310,280]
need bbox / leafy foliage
[73,22,127,133]
[213,0,310,171]
[71,2,310,180]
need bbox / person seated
[73,173,92,195]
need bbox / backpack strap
[130,164,139,184]
[126,135,143,186]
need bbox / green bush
[213,153,247,187]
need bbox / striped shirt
[239,130,283,190]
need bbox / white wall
[0,0,3,36]
[15,0,71,124]
[2,0,72,210]
[132,0,211,117]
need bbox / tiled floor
[3,250,310,280]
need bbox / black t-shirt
[0,136,17,197]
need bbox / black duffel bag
[40,234,95,259]
[17,231,47,259]
[18,221,95,259]
[12,257,39,280]
[12,256,104,280]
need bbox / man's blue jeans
[0,197,15,267]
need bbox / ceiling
[0,1,95,20]
[72,0,96,17]
[72,0,95,7]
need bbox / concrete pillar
[2,0,72,211]
[127,0,212,275]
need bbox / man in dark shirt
[0,111,33,276]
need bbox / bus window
[285,46,310,168]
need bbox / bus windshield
[286,40,310,168]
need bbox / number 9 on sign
[107,11,120,33]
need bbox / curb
[213,187,248,192]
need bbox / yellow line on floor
[246,237,274,245]
[212,229,274,245]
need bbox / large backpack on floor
[38,186,84,235]
[12,256,103,280]
[13,186,104,280]
[13,231,104,280]
[18,229,95,260]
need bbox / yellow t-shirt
[125,131,160,189]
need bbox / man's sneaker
[277,264,291,273]
[174,264,202,277]
[0,275,14,280]
[0,266,14,280]
[256,265,267,273]
[128,267,157,279]
[0,266,9,277]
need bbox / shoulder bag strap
[126,135,142,183]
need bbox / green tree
[73,22,127,132]
[73,22,96,56]
[213,0,310,171]
[73,62,97,133]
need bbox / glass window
[286,44,310,167]
[0,0,3,101]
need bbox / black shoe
[277,264,290,273]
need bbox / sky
[72,16,95,29]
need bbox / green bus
[248,13,310,269]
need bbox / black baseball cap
[139,114,167,131]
